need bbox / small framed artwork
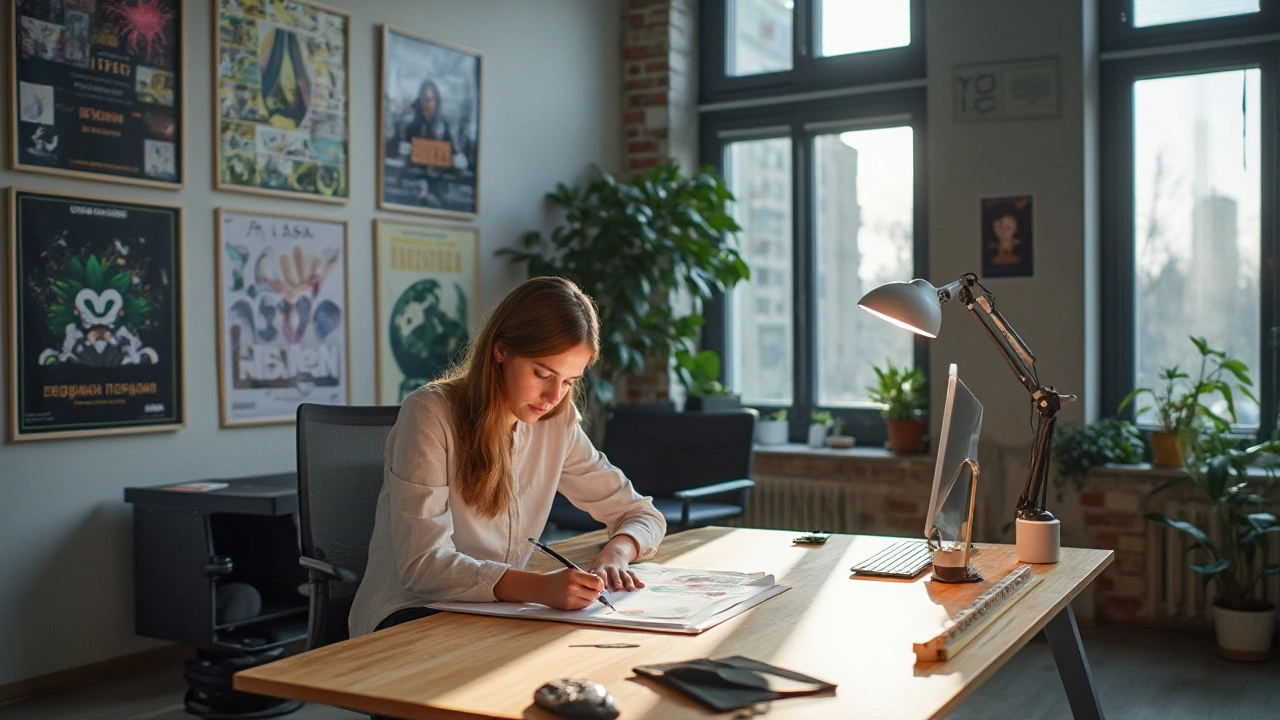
[215,208,350,426]
[213,0,349,202]
[980,194,1034,278]
[8,188,185,441]
[10,0,185,188]
[379,25,482,218]
[374,219,479,405]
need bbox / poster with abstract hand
[374,220,477,405]
[217,209,349,426]
[215,0,348,201]
[8,189,184,441]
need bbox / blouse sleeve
[556,409,666,559]
[384,394,510,602]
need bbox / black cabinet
[125,473,308,717]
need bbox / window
[1101,8,1278,437]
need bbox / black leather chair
[549,407,756,533]
[295,403,399,650]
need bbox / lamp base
[1016,518,1061,564]
[930,547,983,583]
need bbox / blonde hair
[436,277,600,517]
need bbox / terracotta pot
[885,419,926,454]
[1149,431,1183,468]
[1214,603,1277,662]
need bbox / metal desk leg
[1043,603,1105,720]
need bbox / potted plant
[499,162,749,419]
[826,416,855,449]
[867,359,927,454]
[1146,433,1280,661]
[756,409,788,445]
[808,410,833,448]
[675,349,740,412]
[1052,417,1144,500]
[1120,336,1254,468]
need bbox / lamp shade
[857,278,942,338]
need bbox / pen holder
[1015,518,1060,564]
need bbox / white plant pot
[757,420,788,445]
[807,424,829,449]
[1214,603,1277,662]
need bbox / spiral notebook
[428,563,788,634]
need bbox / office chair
[296,403,400,650]
[548,407,756,533]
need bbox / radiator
[735,475,860,533]
[1146,500,1280,622]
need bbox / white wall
[0,0,623,686]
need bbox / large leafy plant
[499,163,749,408]
[866,359,926,421]
[1120,336,1254,445]
[1146,435,1280,612]
[674,349,731,397]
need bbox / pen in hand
[526,537,617,612]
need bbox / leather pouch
[632,656,836,712]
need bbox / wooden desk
[235,528,1112,719]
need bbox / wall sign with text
[953,58,1059,123]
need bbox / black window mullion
[1259,51,1279,440]
[792,121,815,439]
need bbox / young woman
[349,277,666,637]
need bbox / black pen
[526,537,617,612]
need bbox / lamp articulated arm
[937,274,1070,521]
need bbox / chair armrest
[672,478,755,500]
[299,555,359,584]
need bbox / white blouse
[348,385,666,637]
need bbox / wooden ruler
[913,565,1041,662]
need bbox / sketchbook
[428,563,788,634]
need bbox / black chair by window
[548,407,756,534]
[296,403,399,650]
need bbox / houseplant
[1052,417,1144,500]
[756,409,788,445]
[867,359,927,454]
[675,349,740,412]
[1119,336,1254,467]
[808,410,833,448]
[1145,433,1280,660]
[499,162,748,419]
[827,416,854,449]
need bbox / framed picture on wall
[216,209,350,427]
[9,0,185,188]
[374,219,478,405]
[980,194,1034,278]
[379,25,482,218]
[7,188,185,442]
[213,0,349,202]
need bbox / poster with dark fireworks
[8,189,183,441]
[10,0,183,187]
[379,25,481,218]
[373,220,477,405]
[216,209,349,426]
[215,0,349,202]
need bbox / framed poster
[980,194,1034,278]
[216,208,350,426]
[213,0,349,202]
[378,25,482,218]
[9,0,184,188]
[7,188,184,441]
[374,219,478,405]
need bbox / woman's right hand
[537,568,606,611]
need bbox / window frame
[1100,0,1280,53]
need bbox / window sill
[753,443,927,461]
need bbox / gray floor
[1,624,1275,719]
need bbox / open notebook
[429,563,788,634]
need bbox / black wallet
[632,656,836,712]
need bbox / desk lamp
[858,273,1074,563]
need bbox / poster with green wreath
[215,0,348,201]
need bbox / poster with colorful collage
[373,220,477,405]
[8,189,184,441]
[216,209,349,426]
[10,0,183,187]
[214,0,348,201]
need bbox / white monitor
[924,363,983,550]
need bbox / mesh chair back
[602,408,755,498]
[296,403,399,648]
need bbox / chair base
[183,648,304,719]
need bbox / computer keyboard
[850,539,934,578]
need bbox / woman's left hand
[589,535,645,592]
